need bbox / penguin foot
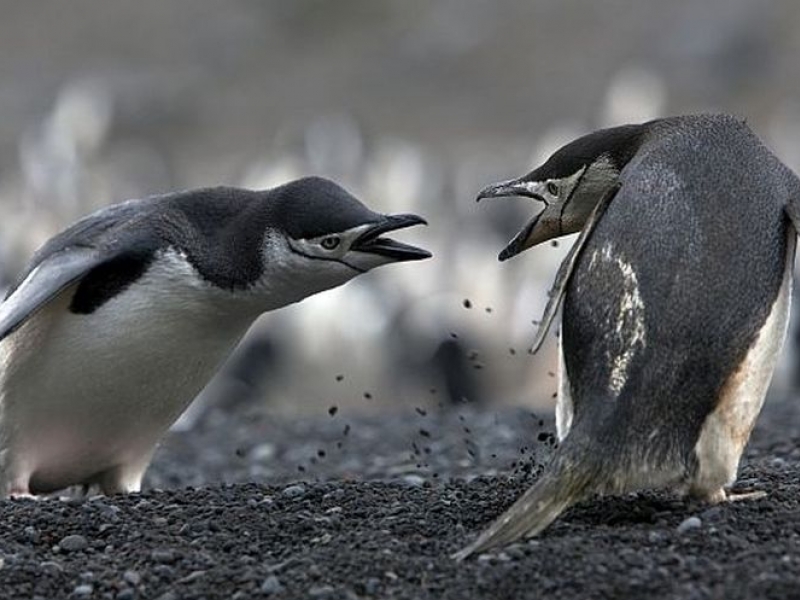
[697,487,767,504]
[722,489,767,503]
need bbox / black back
[561,115,799,471]
[8,177,380,313]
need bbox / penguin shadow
[553,492,704,532]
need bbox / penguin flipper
[530,182,621,354]
[0,247,110,341]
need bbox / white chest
[0,250,254,487]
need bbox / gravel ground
[1,399,800,600]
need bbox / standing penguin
[0,176,430,497]
[455,114,800,559]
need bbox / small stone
[771,457,787,469]
[402,474,425,487]
[309,585,335,597]
[123,569,142,586]
[60,534,88,552]
[364,578,381,595]
[328,406,338,416]
[282,484,306,499]
[462,299,472,309]
[23,526,40,543]
[154,592,178,600]
[73,584,93,597]
[700,506,722,521]
[261,575,283,595]
[178,570,206,584]
[505,544,526,560]
[150,548,176,563]
[677,516,702,533]
[99,505,122,521]
[152,517,168,527]
[116,589,135,600]
[153,565,176,579]
[40,561,63,575]
[648,531,665,543]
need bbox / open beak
[351,214,432,262]
[477,178,562,261]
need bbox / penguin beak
[351,214,432,262]
[476,178,545,203]
[477,178,563,261]
[499,205,564,261]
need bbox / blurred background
[2,0,800,427]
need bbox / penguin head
[248,176,431,304]
[477,123,646,260]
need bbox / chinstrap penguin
[455,114,800,558]
[0,176,431,497]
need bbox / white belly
[555,334,573,441]
[0,260,252,493]
[691,232,796,497]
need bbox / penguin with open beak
[0,176,430,497]
[455,114,800,559]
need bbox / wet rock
[677,516,702,533]
[261,575,283,595]
[282,484,306,499]
[60,534,88,552]
[123,569,142,586]
[72,583,93,597]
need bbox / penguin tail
[452,438,597,561]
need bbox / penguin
[0,176,431,497]
[454,114,800,559]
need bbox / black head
[477,123,648,260]
[267,176,432,271]
[157,177,429,300]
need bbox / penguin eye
[320,236,341,250]
[546,182,559,196]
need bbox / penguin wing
[530,182,620,354]
[0,198,161,342]
[0,247,118,341]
